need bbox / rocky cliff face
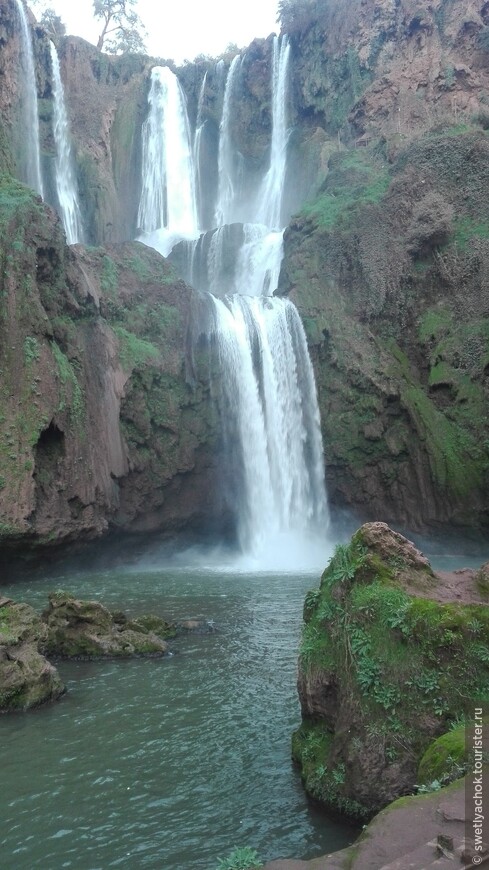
[0,178,225,559]
[285,0,489,140]
[280,130,489,532]
[275,0,489,533]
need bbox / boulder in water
[42,592,169,659]
[0,600,65,712]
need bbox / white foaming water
[207,226,229,296]
[13,0,43,196]
[138,66,199,256]
[211,295,329,566]
[214,54,242,228]
[255,35,291,230]
[233,224,284,297]
[50,43,84,244]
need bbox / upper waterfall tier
[50,42,84,245]
[138,66,200,257]
[13,0,43,196]
[254,36,291,231]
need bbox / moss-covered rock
[0,598,65,712]
[293,523,489,820]
[417,725,471,787]
[42,592,169,659]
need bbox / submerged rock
[293,522,489,820]
[42,592,170,659]
[0,599,65,713]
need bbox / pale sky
[41,0,280,63]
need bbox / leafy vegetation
[215,847,262,870]
[51,342,85,428]
[93,0,147,53]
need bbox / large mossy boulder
[293,522,489,820]
[42,592,170,659]
[0,598,65,712]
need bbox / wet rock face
[0,599,65,712]
[0,181,225,559]
[293,523,489,820]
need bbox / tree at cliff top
[29,1,66,40]
[39,9,66,40]
[93,0,147,53]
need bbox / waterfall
[210,296,328,565]
[233,224,284,297]
[193,71,209,230]
[138,66,199,257]
[138,39,329,568]
[255,36,291,230]
[214,54,242,228]
[49,42,84,244]
[13,0,43,196]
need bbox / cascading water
[193,71,207,229]
[13,0,43,196]
[210,295,328,567]
[138,66,199,257]
[214,54,243,228]
[138,41,329,568]
[233,224,284,298]
[255,36,291,230]
[49,42,84,244]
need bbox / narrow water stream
[0,563,358,869]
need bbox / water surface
[0,563,358,869]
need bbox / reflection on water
[0,564,358,869]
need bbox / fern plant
[215,846,262,870]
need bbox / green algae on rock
[0,597,65,712]
[293,523,489,820]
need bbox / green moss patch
[300,149,390,230]
[417,725,471,786]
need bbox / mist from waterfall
[137,41,329,569]
[138,66,199,256]
[13,0,43,196]
[50,42,84,244]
